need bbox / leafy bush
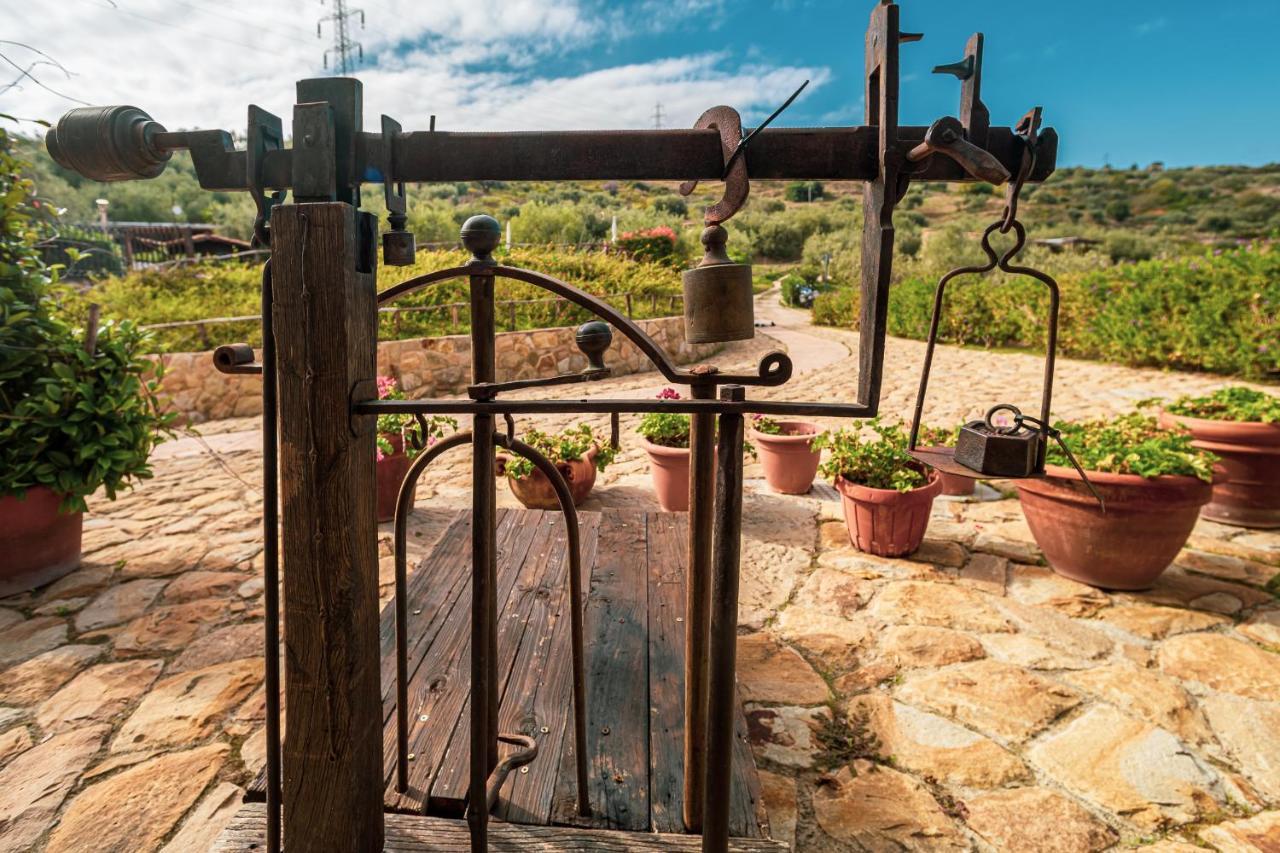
[779,273,808,307]
[1047,413,1216,480]
[785,181,824,202]
[373,377,456,460]
[499,423,617,480]
[813,418,928,492]
[615,226,677,264]
[637,387,690,448]
[1164,386,1280,424]
[1,130,175,512]
[651,196,688,217]
[811,244,1280,379]
[67,245,685,353]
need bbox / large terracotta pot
[0,487,83,596]
[376,434,416,523]
[937,470,977,496]
[751,421,821,495]
[1160,411,1280,529]
[833,472,942,558]
[1017,464,1213,590]
[641,438,691,512]
[497,447,599,510]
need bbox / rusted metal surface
[906,115,1009,184]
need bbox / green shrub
[637,387,690,448]
[779,273,807,307]
[785,181,824,202]
[1,130,175,512]
[813,419,926,492]
[1047,413,1216,480]
[615,226,677,264]
[812,286,856,327]
[651,196,688,217]
[1164,387,1280,423]
[499,423,617,480]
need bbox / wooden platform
[215,803,789,852]
[248,508,769,840]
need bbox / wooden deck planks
[246,507,773,844]
[215,803,791,852]
[550,512,652,831]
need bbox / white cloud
[3,0,827,138]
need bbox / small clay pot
[1017,464,1213,590]
[833,472,942,558]
[937,470,978,497]
[376,433,417,524]
[1159,410,1280,529]
[641,438,692,512]
[498,447,599,510]
[751,421,821,495]
[0,486,83,596]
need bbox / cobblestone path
[1,290,1277,852]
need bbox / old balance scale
[44,3,1071,850]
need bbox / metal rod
[393,431,475,792]
[496,435,592,818]
[683,378,717,833]
[702,386,746,853]
[260,259,281,853]
[356,398,874,418]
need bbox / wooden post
[682,373,717,832]
[271,202,384,852]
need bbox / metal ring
[983,403,1023,435]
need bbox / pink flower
[375,446,386,462]
[656,387,681,400]
[377,375,397,399]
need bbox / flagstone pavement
[1,290,1277,852]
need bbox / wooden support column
[683,371,717,832]
[702,385,746,853]
[271,202,384,852]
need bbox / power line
[651,102,664,129]
[318,0,365,75]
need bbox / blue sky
[9,0,1279,168]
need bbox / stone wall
[151,315,717,424]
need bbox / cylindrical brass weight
[681,224,754,344]
[45,106,171,182]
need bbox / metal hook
[1000,106,1042,233]
[678,105,749,224]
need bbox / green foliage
[812,244,1280,380]
[510,200,603,244]
[614,226,677,264]
[651,195,688,217]
[1,129,175,512]
[1164,386,1280,424]
[637,388,690,448]
[749,415,784,435]
[813,418,927,492]
[373,376,456,461]
[814,705,885,772]
[778,273,808,307]
[500,423,617,480]
[1046,413,1216,480]
[785,181,824,203]
[68,245,685,353]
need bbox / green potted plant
[374,376,456,522]
[749,414,823,495]
[637,388,693,512]
[1016,412,1217,590]
[814,418,942,557]
[1156,387,1280,528]
[496,422,617,510]
[1,129,176,594]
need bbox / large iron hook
[678,105,749,224]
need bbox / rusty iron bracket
[905,115,1010,184]
[678,105,749,225]
[933,32,989,148]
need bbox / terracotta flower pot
[1017,464,1213,590]
[1159,410,1280,529]
[751,421,821,495]
[641,438,692,512]
[937,470,977,496]
[497,447,599,510]
[0,486,83,596]
[833,472,942,558]
[376,434,417,524]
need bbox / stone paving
[1,290,1278,852]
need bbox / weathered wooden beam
[271,202,384,852]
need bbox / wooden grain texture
[213,803,790,852]
[387,510,544,813]
[271,202,383,851]
[430,511,564,808]
[551,512,650,831]
[494,514,600,825]
[648,512,687,834]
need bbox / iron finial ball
[575,321,612,372]
[460,214,502,260]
